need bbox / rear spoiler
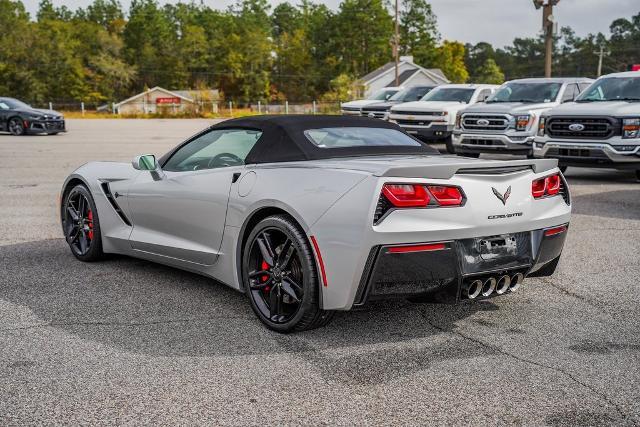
[379,158,559,180]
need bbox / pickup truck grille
[361,108,388,119]
[547,117,619,139]
[462,114,510,131]
[395,119,434,126]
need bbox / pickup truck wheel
[636,170,640,181]
[445,136,456,154]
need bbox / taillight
[532,173,561,199]
[381,184,464,208]
[382,184,430,207]
[427,185,463,206]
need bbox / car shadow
[0,239,496,384]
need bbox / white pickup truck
[534,71,640,179]
[340,87,402,115]
[452,78,593,157]
[388,84,498,150]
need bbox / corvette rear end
[309,157,570,310]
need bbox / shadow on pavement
[571,189,640,220]
[0,239,495,378]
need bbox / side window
[561,84,578,102]
[163,128,262,172]
[0,102,10,110]
[477,89,492,102]
[578,82,592,93]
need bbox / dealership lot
[1,120,639,425]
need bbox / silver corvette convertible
[61,115,570,332]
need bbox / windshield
[575,77,640,102]
[421,88,475,103]
[1,98,31,109]
[304,127,422,148]
[487,82,562,103]
[389,86,434,102]
[368,89,400,101]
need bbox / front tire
[242,215,334,332]
[62,184,104,262]
[8,117,25,136]
[444,136,456,154]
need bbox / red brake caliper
[261,260,270,292]
[87,210,94,240]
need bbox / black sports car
[0,97,66,135]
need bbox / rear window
[304,127,422,148]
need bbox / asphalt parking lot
[1,119,639,426]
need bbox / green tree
[432,41,469,83]
[400,0,439,65]
[473,58,504,84]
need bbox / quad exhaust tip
[510,273,524,292]
[481,277,496,297]
[495,275,511,295]
[464,279,483,300]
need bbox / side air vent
[559,174,570,205]
[373,193,393,224]
[100,182,132,226]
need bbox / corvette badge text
[488,212,523,219]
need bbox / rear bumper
[452,132,534,155]
[533,139,640,169]
[27,119,66,134]
[353,225,568,306]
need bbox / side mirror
[132,154,157,171]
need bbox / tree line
[0,0,638,106]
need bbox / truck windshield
[575,77,640,102]
[486,82,562,103]
[368,89,400,101]
[389,86,434,102]
[421,88,475,103]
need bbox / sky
[21,0,640,48]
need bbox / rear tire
[62,184,104,262]
[8,117,25,136]
[464,152,480,158]
[242,215,334,332]
[635,170,640,181]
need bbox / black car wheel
[62,184,104,262]
[8,117,25,136]
[636,170,640,181]
[243,215,334,332]
[445,136,456,154]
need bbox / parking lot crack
[416,308,633,424]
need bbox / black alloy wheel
[62,185,104,261]
[243,215,334,332]
[8,118,25,136]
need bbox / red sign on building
[631,64,640,72]
[156,97,181,104]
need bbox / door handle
[232,172,241,183]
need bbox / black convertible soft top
[161,115,438,166]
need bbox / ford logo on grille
[476,119,490,126]
[568,123,585,131]
[367,112,375,118]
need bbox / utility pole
[595,45,605,77]
[534,0,559,77]
[394,0,399,86]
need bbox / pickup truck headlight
[455,112,462,129]
[622,118,640,139]
[537,117,546,136]
[515,114,533,131]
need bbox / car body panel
[61,117,571,312]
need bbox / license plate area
[458,232,532,275]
